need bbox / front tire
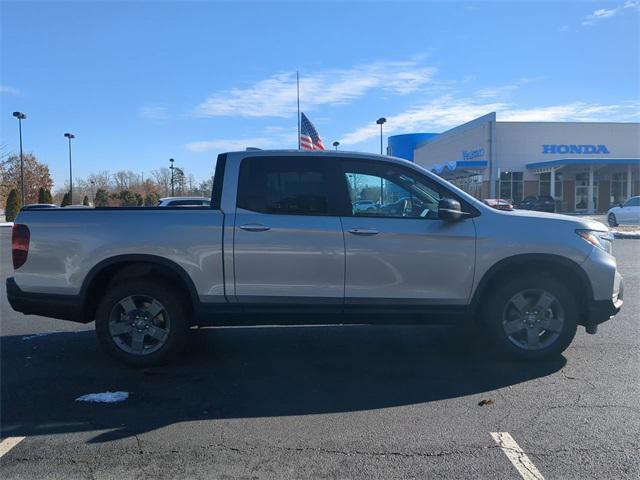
[95,279,189,366]
[608,213,618,227]
[482,274,578,360]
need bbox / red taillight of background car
[12,224,30,269]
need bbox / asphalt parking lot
[1,227,638,479]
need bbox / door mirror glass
[438,198,463,221]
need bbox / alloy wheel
[501,289,565,350]
[108,295,170,355]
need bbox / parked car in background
[8,150,623,366]
[607,196,640,226]
[22,204,59,210]
[157,197,211,207]
[515,195,556,213]
[482,198,514,211]
[353,200,377,212]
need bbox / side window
[237,156,331,215]
[341,161,443,219]
[624,197,640,207]
[170,200,209,207]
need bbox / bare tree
[88,171,112,190]
[151,168,172,196]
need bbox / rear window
[237,156,330,215]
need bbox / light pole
[376,117,386,155]
[12,112,26,205]
[90,180,96,204]
[332,141,340,151]
[376,117,386,204]
[169,158,175,196]
[64,133,75,204]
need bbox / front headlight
[576,229,613,254]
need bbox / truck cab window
[341,161,443,219]
[237,157,330,215]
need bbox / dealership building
[388,113,640,213]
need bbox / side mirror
[619,203,624,208]
[438,198,464,221]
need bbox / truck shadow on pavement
[1,324,565,443]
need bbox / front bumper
[586,278,623,332]
[6,277,85,322]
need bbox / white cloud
[582,2,638,26]
[0,85,20,96]
[139,105,169,120]
[500,101,640,122]
[476,84,518,99]
[340,97,639,146]
[185,137,280,153]
[340,96,507,145]
[193,60,436,118]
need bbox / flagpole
[297,70,301,149]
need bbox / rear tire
[95,279,189,367]
[482,274,578,360]
[608,213,618,227]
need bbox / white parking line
[0,436,26,458]
[491,432,544,480]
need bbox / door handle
[348,228,379,236]
[240,223,271,232]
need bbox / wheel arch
[80,254,200,323]
[471,253,594,325]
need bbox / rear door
[233,155,345,305]
[338,159,477,306]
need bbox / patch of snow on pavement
[613,230,640,239]
[0,222,14,227]
[75,391,130,403]
[22,332,56,340]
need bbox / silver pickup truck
[7,150,623,366]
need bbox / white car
[157,196,211,207]
[607,196,640,226]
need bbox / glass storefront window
[451,174,483,199]
[610,172,627,206]
[575,172,598,212]
[499,171,523,202]
[539,172,563,199]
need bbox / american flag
[299,112,325,151]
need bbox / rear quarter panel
[13,208,225,302]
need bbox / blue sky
[1,0,639,189]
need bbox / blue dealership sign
[463,148,485,160]
[542,144,610,154]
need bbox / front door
[575,172,598,213]
[338,159,477,306]
[233,155,345,304]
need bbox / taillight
[12,224,30,269]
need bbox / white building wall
[494,122,640,179]
[414,114,492,169]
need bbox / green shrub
[118,190,137,207]
[144,191,160,206]
[5,189,21,222]
[82,195,90,206]
[60,192,71,207]
[94,189,109,207]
